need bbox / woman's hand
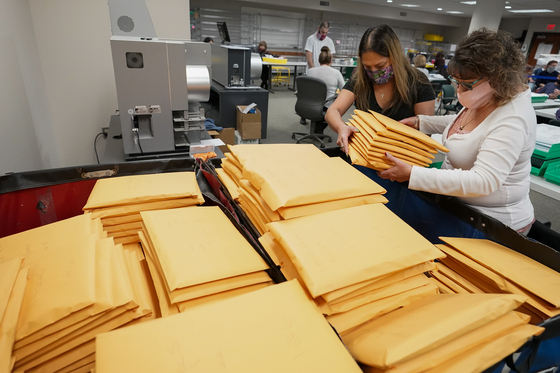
[400,116,419,129]
[377,153,413,182]
[337,125,359,154]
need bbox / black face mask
[556,80,560,85]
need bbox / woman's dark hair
[318,46,333,65]
[352,24,428,114]
[203,37,213,43]
[447,28,526,106]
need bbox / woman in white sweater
[378,28,536,233]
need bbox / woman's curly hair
[447,28,526,106]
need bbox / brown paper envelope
[101,214,142,227]
[89,198,202,219]
[328,275,432,314]
[440,237,560,307]
[169,271,271,304]
[141,207,268,291]
[388,311,531,373]
[422,324,544,373]
[137,231,179,317]
[239,190,273,226]
[0,257,24,320]
[367,150,430,167]
[369,110,449,152]
[83,172,199,210]
[438,245,560,317]
[239,199,268,235]
[224,152,242,169]
[436,263,485,293]
[107,230,140,238]
[349,145,391,171]
[122,242,145,260]
[327,283,438,334]
[222,166,242,188]
[25,339,96,373]
[349,116,379,143]
[0,267,28,373]
[430,271,468,293]
[216,168,240,200]
[96,280,363,373]
[104,222,143,233]
[277,194,388,220]
[428,277,455,294]
[322,278,388,304]
[331,262,437,303]
[113,235,140,245]
[221,159,244,181]
[342,293,526,368]
[260,233,304,282]
[54,353,95,373]
[177,282,271,313]
[121,248,156,320]
[368,143,434,163]
[239,180,280,222]
[267,204,444,298]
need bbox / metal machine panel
[108,0,157,38]
[167,41,189,111]
[111,37,175,155]
[211,44,252,88]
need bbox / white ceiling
[349,0,560,18]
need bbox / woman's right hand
[400,116,418,129]
[337,125,359,154]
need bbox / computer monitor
[217,22,231,44]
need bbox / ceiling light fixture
[437,8,442,11]
[387,0,393,2]
[507,9,553,13]
[505,5,511,9]
[460,1,476,5]
[401,4,420,7]
[446,10,464,14]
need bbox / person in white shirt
[379,28,536,234]
[307,46,345,133]
[305,21,336,72]
[414,55,430,78]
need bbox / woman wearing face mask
[379,28,536,234]
[326,25,435,154]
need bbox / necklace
[459,102,494,131]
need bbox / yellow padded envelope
[216,168,240,200]
[342,293,526,368]
[277,194,388,220]
[96,280,362,373]
[441,237,560,307]
[141,206,268,291]
[0,257,24,320]
[83,172,201,209]
[88,197,203,219]
[267,204,444,297]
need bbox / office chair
[292,76,333,148]
[436,84,460,115]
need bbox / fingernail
[356,129,361,133]
[385,152,389,157]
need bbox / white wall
[0,0,191,174]
[0,0,51,174]
[499,17,531,40]
[522,17,560,58]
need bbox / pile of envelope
[0,258,28,373]
[0,213,154,372]
[96,280,363,373]
[217,144,387,235]
[138,206,273,317]
[429,237,560,324]
[83,172,205,245]
[346,110,448,171]
[345,293,544,373]
[259,203,445,335]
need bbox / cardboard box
[236,106,262,140]
[234,130,259,145]
[208,128,235,153]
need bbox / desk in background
[532,99,560,110]
[535,108,558,120]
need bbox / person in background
[326,24,435,154]
[525,65,536,91]
[434,52,446,76]
[258,41,280,90]
[536,75,560,99]
[535,60,558,88]
[303,21,336,124]
[307,46,345,134]
[381,28,536,234]
[203,37,214,43]
[414,55,430,78]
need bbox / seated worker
[525,65,536,91]
[536,75,560,99]
[413,55,430,78]
[535,60,558,88]
[380,28,536,234]
[326,24,435,154]
[203,37,214,43]
[258,41,281,90]
[306,46,345,134]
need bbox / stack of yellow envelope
[83,172,205,245]
[429,237,560,324]
[0,257,28,373]
[96,280,363,373]
[261,203,445,335]
[346,109,449,171]
[0,214,152,372]
[344,293,544,373]
[138,206,273,317]
[219,144,387,235]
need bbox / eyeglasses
[448,76,482,91]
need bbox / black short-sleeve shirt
[343,75,435,121]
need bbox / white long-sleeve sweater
[410,89,536,230]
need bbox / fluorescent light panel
[401,4,420,7]
[460,1,476,5]
[446,10,464,14]
[508,9,553,13]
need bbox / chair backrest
[441,84,455,99]
[295,76,328,121]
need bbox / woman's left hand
[377,153,413,182]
